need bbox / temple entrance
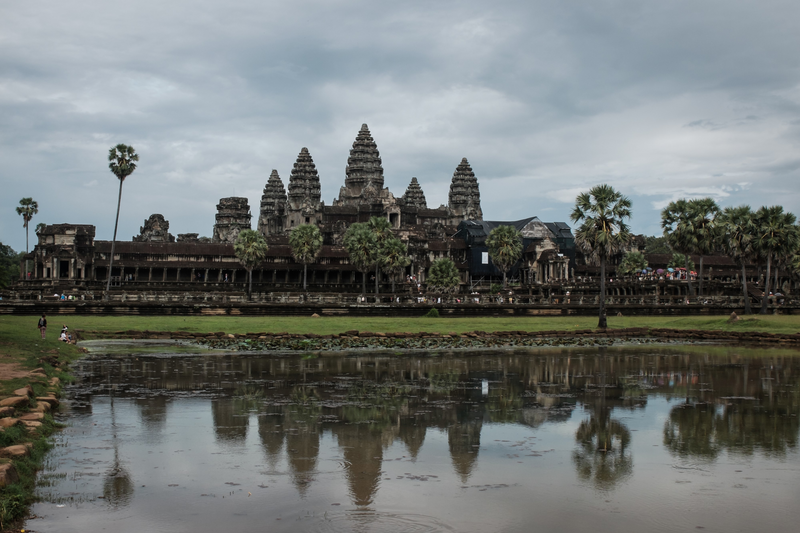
[59,260,70,279]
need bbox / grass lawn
[1,314,798,338]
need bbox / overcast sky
[2,0,799,252]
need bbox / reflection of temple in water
[75,346,800,503]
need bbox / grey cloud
[2,0,800,249]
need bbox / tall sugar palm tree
[661,199,695,296]
[15,197,38,277]
[105,144,139,299]
[379,236,411,293]
[571,184,632,329]
[717,206,755,314]
[368,216,393,295]
[485,225,523,288]
[688,198,719,297]
[343,223,378,297]
[753,206,799,314]
[289,224,323,291]
[234,229,269,300]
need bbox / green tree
[661,199,696,296]
[0,243,22,289]
[753,206,799,314]
[289,224,323,291]
[368,216,393,295]
[644,235,671,254]
[15,197,38,277]
[485,225,523,288]
[379,237,411,293]
[343,223,378,296]
[105,144,139,299]
[426,258,460,293]
[234,229,269,300]
[667,253,695,271]
[717,206,755,314]
[571,184,632,328]
[617,251,648,276]
[688,198,720,296]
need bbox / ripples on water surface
[28,342,800,533]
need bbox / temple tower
[286,148,323,228]
[212,197,252,243]
[258,169,287,235]
[335,124,384,206]
[448,158,482,221]
[401,177,427,209]
[133,214,175,243]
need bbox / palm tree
[571,184,632,329]
[234,229,269,300]
[688,198,719,297]
[368,217,393,295]
[343,223,378,297]
[485,225,523,288]
[379,237,411,293]
[289,224,323,291]
[753,206,799,314]
[661,199,696,296]
[717,206,755,314]
[15,197,38,277]
[426,258,461,293]
[105,144,139,299]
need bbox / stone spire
[258,169,287,235]
[448,158,482,220]
[287,148,321,211]
[402,177,427,209]
[341,124,383,201]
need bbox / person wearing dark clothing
[38,314,47,339]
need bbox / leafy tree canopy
[343,223,378,273]
[426,258,460,293]
[289,224,323,265]
[644,235,671,254]
[617,251,648,276]
[485,225,523,274]
[234,230,269,270]
[0,243,21,289]
[667,253,695,271]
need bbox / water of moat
[27,341,800,533]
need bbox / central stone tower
[335,124,385,206]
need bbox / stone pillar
[204,269,209,282]
[162,268,167,282]
[148,268,153,281]
[176,268,181,282]
[190,268,196,282]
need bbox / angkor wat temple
[18,124,577,297]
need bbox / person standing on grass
[38,313,47,339]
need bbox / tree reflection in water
[103,395,134,507]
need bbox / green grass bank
[1,314,797,338]
[0,319,81,531]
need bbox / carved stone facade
[257,170,287,235]
[133,214,175,243]
[212,197,252,244]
